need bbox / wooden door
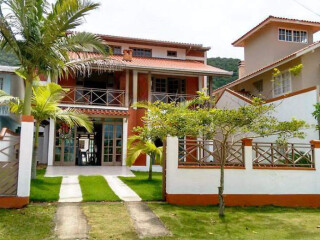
[54,125,76,166]
[101,123,123,166]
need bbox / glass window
[0,78,3,90]
[293,31,300,42]
[273,72,291,97]
[285,29,292,41]
[167,51,177,57]
[253,80,263,93]
[279,29,286,41]
[131,48,152,57]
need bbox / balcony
[151,92,197,103]
[60,86,127,108]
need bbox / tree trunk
[31,122,40,179]
[148,154,153,181]
[23,78,33,115]
[218,144,226,217]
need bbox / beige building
[214,16,320,101]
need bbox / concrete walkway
[126,202,171,238]
[59,176,82,202]
[55,203,89,239]
[104,176,142,202]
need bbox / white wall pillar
[242,138,253,170]
[125,69,129,107]
[47,118,55,166]
[311,140,320,170]
[17,116,34,197]
[166,136,179,194]
[203,76,208,95]
[133,70,138,108]
[122,118,128,166]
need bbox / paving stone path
[55,203,89,240]
[126,202,171,238]
[59,176,82,202]
[104,175,142,201]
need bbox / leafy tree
[127,133,163,181]
[0,83,93,179]
[0,0,108,115]
[135,93,307,217]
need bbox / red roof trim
[62,108,129,116]
[233,15,320,47]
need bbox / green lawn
[149,203,320,240]
[119,171,162,201]
[30,169,62,202]
[82,203,138,239]
[0,204,56,240]
[79,175,120,202]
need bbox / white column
[198,76,203,91]
[147,72,152,102]
[125,69,129,107]
[47,118,55,166]
[203,76,208,95]
[133,70,138,108]
[165,136,179,194]
[242,138,253,171]
[41,125,49,164]
[310,140,320,171]
[122,118,128,166]
[17,116,34,197]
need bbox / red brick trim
[266,86,317,103]
[178,165,245,169]
[242,138,253,146]
[225,89,253,104]
[253,166,315,170]
[21,115,34,122]
[0,196,29,208]
[0,128,19,140]
[310,140,320,148]
[166,194,320,207]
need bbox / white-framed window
[0,78,3,90]
[279,28,308,43]
[273,71,291,97]
[253,79,263,93]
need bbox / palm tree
[0,82,93,178]
[0,0,110,115]
[127,135,163,181]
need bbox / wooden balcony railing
[61,86,127,107]
[151,92,197,103]
[178,139,244,167]
[252,142,314,168]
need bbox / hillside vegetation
[207,57,240,89]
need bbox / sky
[76,0,320,60]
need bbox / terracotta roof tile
[62,107,129,116]
[68,52,232,76]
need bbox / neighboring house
[0,65,24,132]
[214,16,320,141]
[43,34,232,170]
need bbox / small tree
[0,83,93,179]
[127,133,163,181]
[136,93,307,217]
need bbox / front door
[54,124,76,166]
[102,123,123,166]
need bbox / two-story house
[214,16,320,141]
[44,34,232,170]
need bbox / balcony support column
[208,76,213,107]
[125,69,129,107]
[198,76,203,92]
[147,72,152,102]
[133,70,138,109]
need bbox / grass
[82,203,138,239]
[148,203,320,240]
[0,204,56,240]
[119,171,162,201]
[30,169,62,202]
[79,175,120,202]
